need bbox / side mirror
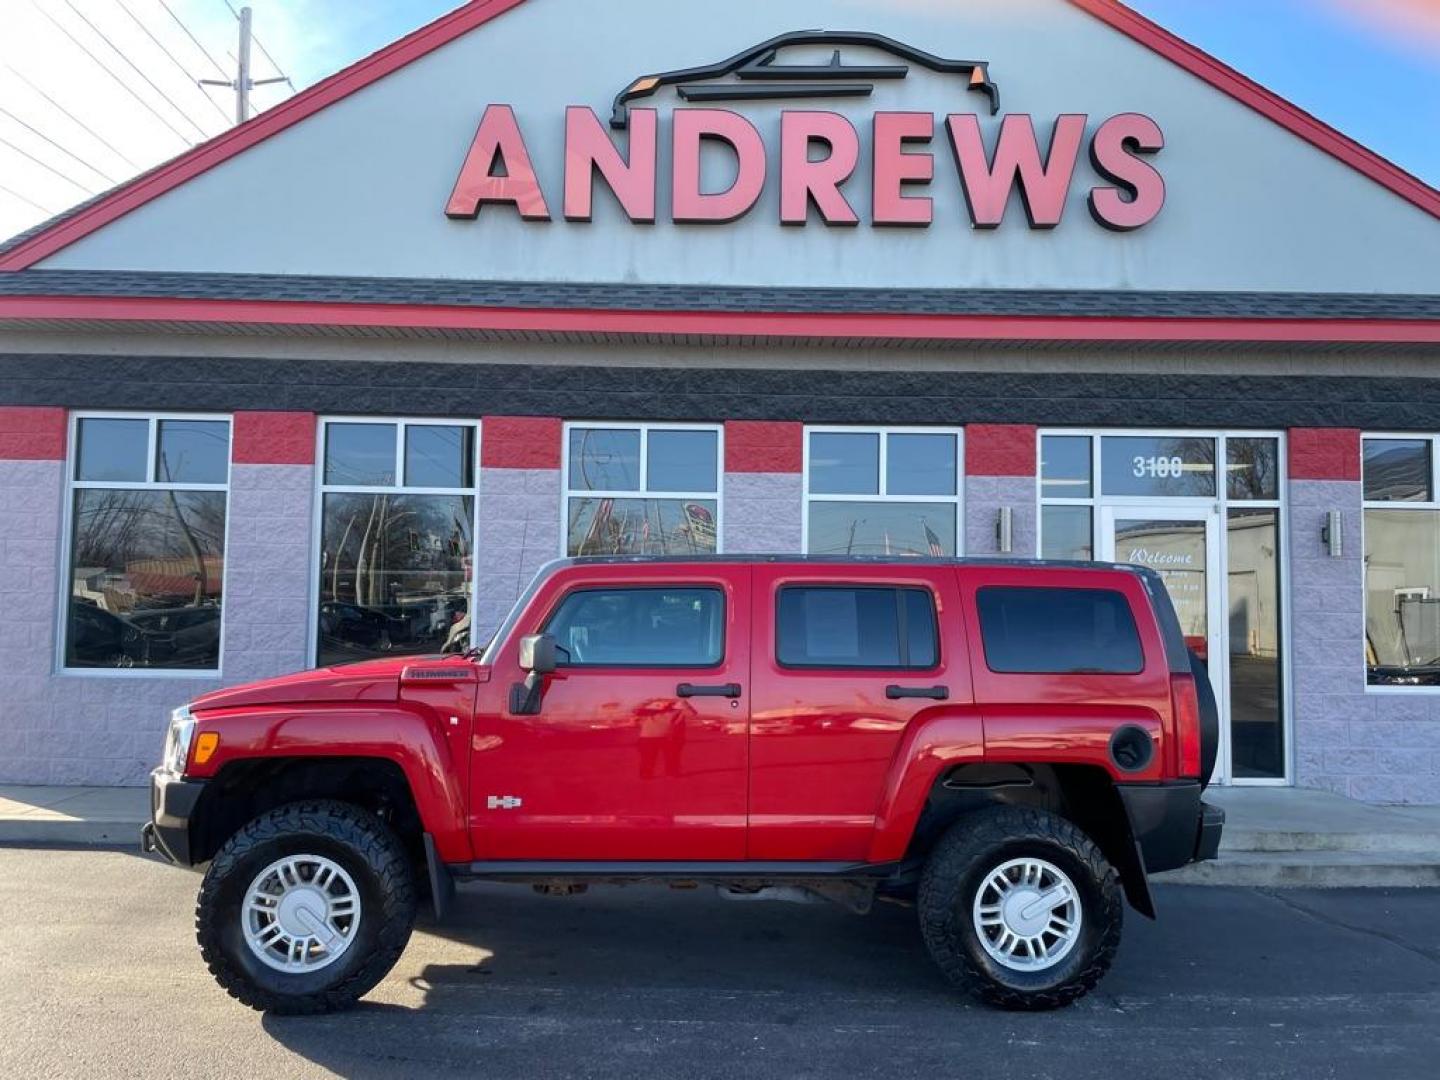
[518,633,558,675]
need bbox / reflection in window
[1365,509,1440,686]
[1041,435,1092,499]
[564,426,721,556]
[316,420,479,666]
[804,429,961,556]
[1228,509,1284,777]
[1363,439,1431,503]
[545,587,724,667]
[1226,438,1280,501]
[1100,436,1217,498]
[777,587,938,669]
[65,416,229,670]
[1041,505,1093,561]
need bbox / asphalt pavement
[1,846,1438,1079]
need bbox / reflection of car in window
[68,600,143,667]
[127,607,221,667]
[609,29,999,130]
[319,601,407,654]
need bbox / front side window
[564,424,720,556]
[976,587,1143,675]
[316,420,477,666]
[777,586,938,669]
[65,414,230,670]
[804,428,961,557]
[545,587,724,667]
[1364,436,1440,687]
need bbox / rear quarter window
[976,586,1143,675]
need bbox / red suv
[144,556,1222,1012]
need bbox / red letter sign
[779,111,860,226]
[947,113,1086,229]
[564,106,657,223]
[1088,113,1166,231]
[872,112,934,227]
[445,104,550,220]
[672,110,767,224]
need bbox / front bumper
[1118,782,1225,874]
[142,768,207,866]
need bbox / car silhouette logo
[610,29,999,130]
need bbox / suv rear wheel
[918,806,1122,1010]
[195,800,416,1014]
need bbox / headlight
[162,706,195,774]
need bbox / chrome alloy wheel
[971,857,1082,972]
[242,855,361,973]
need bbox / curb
[0,820,145,847]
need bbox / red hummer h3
[144,556,1222,1012]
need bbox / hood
[190,655,429,711]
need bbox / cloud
[1319,0,1440,57]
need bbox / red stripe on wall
[0,406,66,460]
[966,424,1038,477]
[232,411,316,465]
[725,421,802,474]
[481,416,561,469]
[1289,428,1360,481]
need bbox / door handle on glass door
[676,683,742,698]
[885,685,949,700]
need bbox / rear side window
[777,586,938,669]
[544,587,724,667]
[976,587,1143,674]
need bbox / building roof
[0,0,1436,346]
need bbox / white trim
[57,410,234,678]
[560,421,725,558]
[1359,432,1440,696]
[311,416,482,669]
[1037,428,1291,786]
[801,425,965,556]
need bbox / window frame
[541,584,727,670]
[974,584,1145,676]
[58,410,233,677]
[774,584,942,672]
[560,421,724,557]
[310,416,482,668]
[801,425,964,556]
[1361,431,1440,695]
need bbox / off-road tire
[918,806,1123,1010]
[195,800,416,1014]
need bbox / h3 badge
[486,795,523,810]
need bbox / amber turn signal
[193,732,220,765]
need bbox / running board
[456,860,898,882]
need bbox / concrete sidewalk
[2,783,1439,885]
[0,785,149,846]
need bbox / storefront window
[316,419,478,666]
[804,427,961,556]
[1041,505,1093,560]
[564,424,720,556]
[1100,436,1217,497]
[1364,435,1440,686]
[1040,435,1092,499]
[1226,437,1280,501]
[1228,509,1284,777]
[64,414,230,670]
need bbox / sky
[0,0,1437,244]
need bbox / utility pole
[200,7,288,125]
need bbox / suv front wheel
[195,800,416,1014]
[918,806,1122,1010]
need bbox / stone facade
[723,472,803,554]
[965,476,1038,558]
[473,465,562,639]
[1289,477,1440,804]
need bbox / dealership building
[2,0,1439,798]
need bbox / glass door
[1100,506,1225,784]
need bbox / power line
[0,104,118,185]
[0,132,96,196]
[221,0,295,89]
[1,63,142,171]
[156,0,230,79]
[0,180,56,216]
[31,1,194,147]
[61,0,212,140]
[115,0,231,125]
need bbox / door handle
[886,685,949,700]
[676,682,742,698]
